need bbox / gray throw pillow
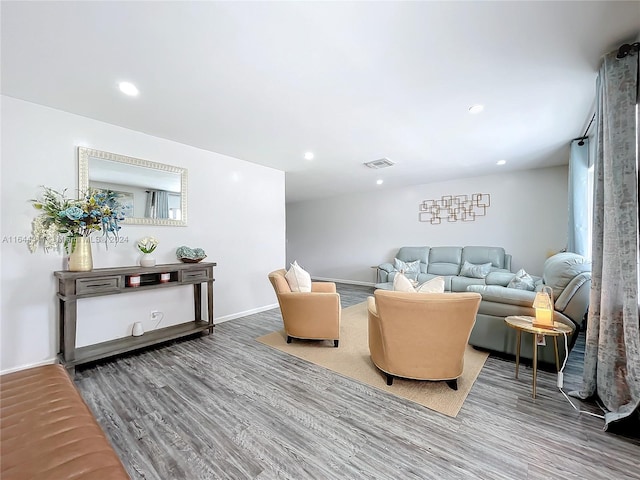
[507,268,536,291]
[460,260,492,279]
[393,258,420,280]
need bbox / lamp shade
[532,286,554,328]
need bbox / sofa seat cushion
[451,276,486,292]
[467,284,536,307]
[1,364,128,480]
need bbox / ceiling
[2,2,638,203]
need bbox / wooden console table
[55,262,215,374]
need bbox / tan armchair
[268,269,341,347]
[368,290,481,389]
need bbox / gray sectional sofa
[376,246,512,291]
[375,247,592,367]
[467,252,591,365]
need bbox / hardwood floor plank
[74,282,640,480]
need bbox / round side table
[504,315,574,398]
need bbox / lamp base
[532,320,555,329]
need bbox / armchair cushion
[285,261,311,292]
[416,276,445,293]
[393,273,445,293]
[393,272,416,292]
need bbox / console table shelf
[55,262,215,374]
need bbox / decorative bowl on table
[176,246,207,263]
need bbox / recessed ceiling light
[376,179,384,185]
[496,159,507,166]
[468,104,484,114]
[304,152,314,160]
[118,81,139,96]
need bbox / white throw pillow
[393,272,416,292]
[285,261,312,292]
[393,274,445,293]
[416,276,445,293]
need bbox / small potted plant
[137,236,158,267]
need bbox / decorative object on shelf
[176,245,207,263]
[128,275,141,287]
[160,273,171,283]
[68,237,93,272]
[418,193,490,224]
[137,236,158,267]
[132,321,144,337]
[29,186,125,271]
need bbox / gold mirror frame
[78,147,188,226]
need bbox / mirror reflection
[78,147,188,226]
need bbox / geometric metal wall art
[418,193,491,224]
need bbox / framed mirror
[78,147,188,226]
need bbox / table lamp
[532,285,554,328]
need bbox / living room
[1,1,639,479]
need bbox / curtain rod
[572,112,596,145]
[616,42,640,59]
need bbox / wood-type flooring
[74,283,640,480]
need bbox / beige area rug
[256,301,489,417]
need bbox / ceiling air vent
[363,157,395,169]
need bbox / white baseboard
[1,357,57,376]
[215,303,279,323]
[1,304,281,373]
[312,276,375,287]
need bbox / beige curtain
[573,48,639,429]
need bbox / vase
[68,237,93,272]
[140,253,156,267]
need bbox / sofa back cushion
[396,246,430,270]
[427,247,462,275]
[462,246,507,269]
[543,252,591,299]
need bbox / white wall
[0,96,285,372]
[286,166,568,284]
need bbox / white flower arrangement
[138,237,159,253]
[137,236,158,254]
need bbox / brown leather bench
[1,364,129,480]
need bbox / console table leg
[63,300,78,363]
[207,279,214,331]
[193,283,202,321]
